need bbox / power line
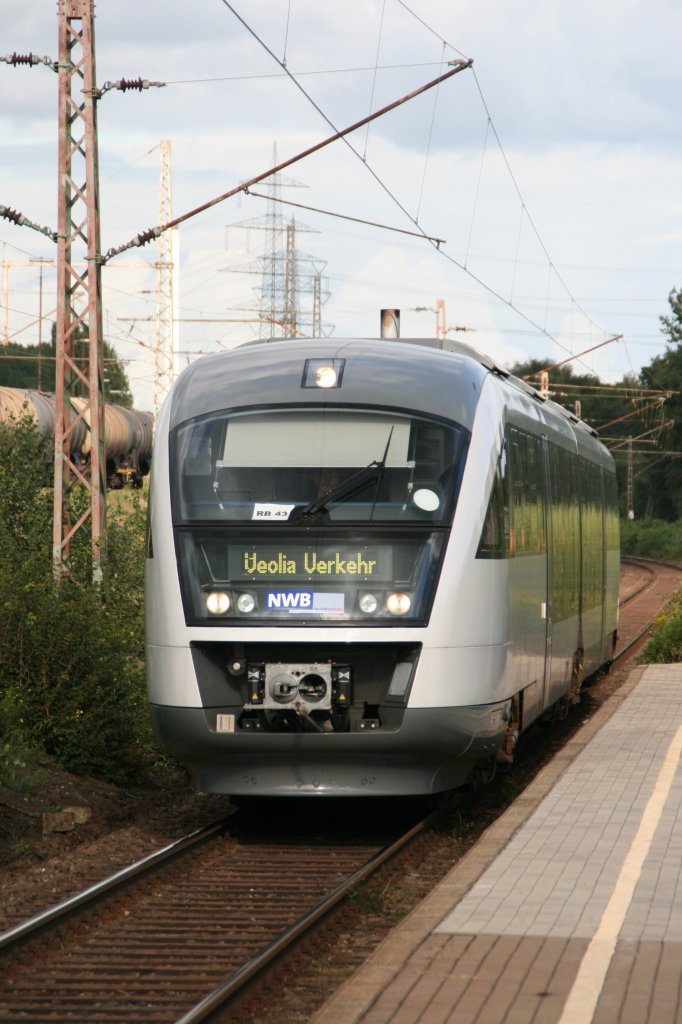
[163,60,445,85]
[392,0,621,365]
[215,1,620,377]
[244,189,446,245]
[102,58,471,262]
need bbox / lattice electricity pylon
[53,0,106,583]
[284,222,298,337]
[259,164,285,337]
[312,270,322,338]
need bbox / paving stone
[310,666,682,1024]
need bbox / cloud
[2,0,681,406]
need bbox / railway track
[1,557,680,1024]
[616,555,681,659]
[0,802,431,1023]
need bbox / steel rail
[615,630,654,661]
[173,813,434,1024]
[0,816,231,952]
[621,553,682,574]
[614,556,681,660]
[619,555,657,605]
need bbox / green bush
[0,415,151,782]
[620,518,682,563]
[641,603,682,663]
[621,518,682,663]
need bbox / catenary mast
[154,139,175,418]
[53,0,106,582]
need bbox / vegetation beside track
[619,520,682,663]
[640,598,682,663]
[621,518,682,562]
[0,415,154,785]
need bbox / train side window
[548,443,579,622]
[509,428,524,554]
[477,443,509,559]
[604,468,619,552]
[502,426,548,558]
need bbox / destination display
[176,529,445,623]
[229,543,393,581]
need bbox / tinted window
[172,406,469,526]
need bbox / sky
[2,0,682,410]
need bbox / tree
[660,286,682,347]
[509,359,669,518]
[636,297,682,519]
[0,327,133,408]
[0,413,150,780]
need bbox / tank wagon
[0,387,153,487]
[146,337,620,797]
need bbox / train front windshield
[170,407,469,625]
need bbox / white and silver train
[145,337,620,796]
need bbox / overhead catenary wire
[216,0,469,254]
[363,0,387,160]
[465,117,491,269]
[3,4,643,393]
[394,0,619,353]
[213,3,614,371]
[243,189,446,245]
[100,1,606,374]
[162,60,447,85]
[542,383,673,396]
[282,5,292,66]
[415,41,447,223]
[509,204,526,305]
[101,57,472,263]
[0,3,640,389]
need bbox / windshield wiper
[297,428,394,521]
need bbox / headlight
[386,592,411,616]
[205,590,231,615]
[237,593,256,614]
[359,593,379,614]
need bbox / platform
[311,664,682,1024]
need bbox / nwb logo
[266,590,312,610]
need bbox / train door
[579,459,606,675]
[545,441,581,703]
[508,427,549,711]
[541,436,553,704]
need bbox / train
[145,336,620,797]
[0,386,153,488]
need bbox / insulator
[118,78,146,92]
[134,228,157,249]
[6,52,36,66]
[0,206,23,226]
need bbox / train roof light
[302,358,345,389]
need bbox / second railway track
[616,555,681,658]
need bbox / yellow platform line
[558,721,682,1024]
